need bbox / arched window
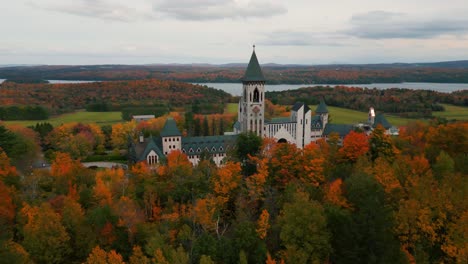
[147,153,158,165]
[253,88,259,102]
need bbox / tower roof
[315,100,329,114]
[160,118,182,137]
[373,113,392,129]
[242,47,266,82]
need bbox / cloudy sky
[1,0,468,65]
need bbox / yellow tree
[301,143,325,187]
[111,121,136,150]
[21,202,71,264]
[84,246,125,264]
[212,162,242,205]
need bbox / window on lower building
[147,154,158,165]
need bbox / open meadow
[3,110,123,127]
[4,103,467,128]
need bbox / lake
[0,79,95,84]
[1,79,467,95]
[195,82,468,96]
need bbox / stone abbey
[131,47,396,166]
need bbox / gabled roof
[323,124,353,137]
[310,115,323,129]
[315,100,329,114]
[373,113,392,129]
[160,118,181,137]
[242,49,266,82]
[182,135,237,154]
[291,102,311,113]
[137,136,164,162]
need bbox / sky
[1,0,468,65]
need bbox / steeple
[242,45,266,82]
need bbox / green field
[225,103,238,114]
[433,104,468,120]
[4,111,123,127]
[306,105,412,126]
[4,104,467,128]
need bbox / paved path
[82,162,128,169]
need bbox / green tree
[279,190,331,264]
[369,125,396,162]
[344,173,407,263]
[236,132,262,176]
[21,203,71,264]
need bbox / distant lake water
[194,82,468,96]
[47,80,96,84]
[0,79,96,84]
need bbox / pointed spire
[316,99,329,114]
[242,46,266,82]
[160,118,182,137]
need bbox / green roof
[182,135,237,154]
[139,136,164,161]
[160,118,182,137]
[242,50,266,82]
[315,100,329,114]
[373,113,392,129]
[323,124,353,137]
[267,117,293,124]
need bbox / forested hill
[0,79,232,114]
[266,86,468,118]
[2,60,468,84]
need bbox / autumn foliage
[0,120,466,263]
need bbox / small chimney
[139,132,144,143]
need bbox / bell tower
[238,45,265,136]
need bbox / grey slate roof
[233,121,241,131]
[292,102,311,113]
[182,135,237,155]
[373,113,392,129]
[134,136,165,162]
[323,124,354,137]
[242,50,266,82]
[160,118,182,137]
[310,115,323,129]
[315,100,329,114]
[267,117,293,124]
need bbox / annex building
[131,48,396,166]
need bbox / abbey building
[233,48,332,148]
[131,48,395,166]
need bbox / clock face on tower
[253,106,260,114]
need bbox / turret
[239,45,266,136]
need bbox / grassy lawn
[433,104,468,120]
[309,105,415,126]
[225,103,238,114]
[4,111,123,127]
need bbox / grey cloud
[31,0,151,22]
[259,31,350,47]
[153,0,287,20]
[347,10,468,39]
